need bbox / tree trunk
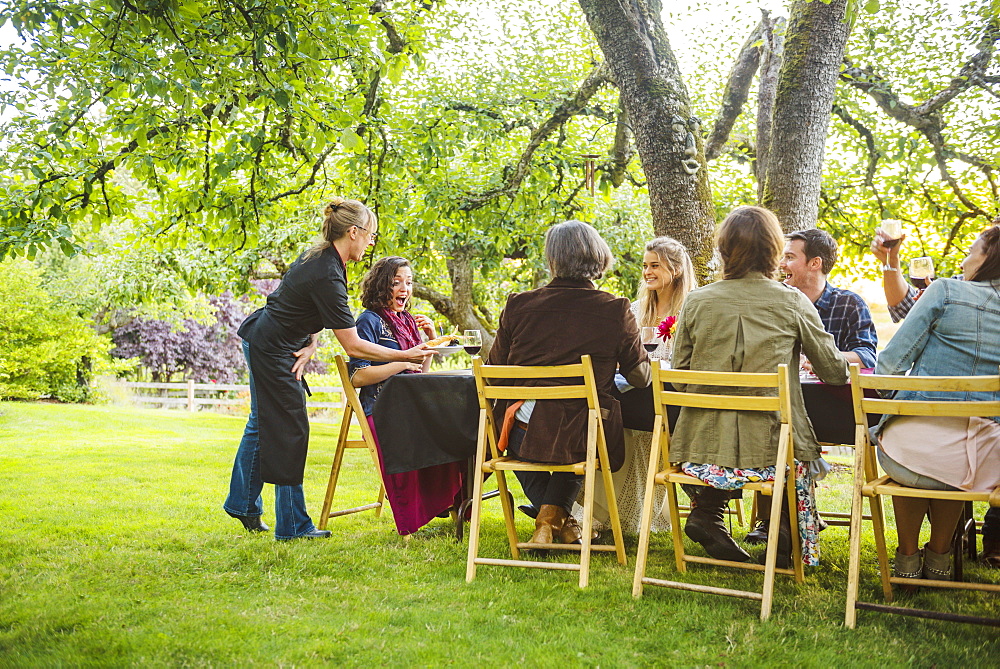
[755,14,786,201]
[413,243,496,355]
[578,0,716,283]
[761,0,851,232]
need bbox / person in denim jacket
[874,224,1000,579]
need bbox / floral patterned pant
[680,461,820,566]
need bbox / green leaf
[340,128,362,150]
[863,0,880,13]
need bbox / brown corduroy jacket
[486,278,650,471]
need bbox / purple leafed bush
[112,292,326,382]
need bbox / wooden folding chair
[317,355,386,530]
[465,355,627,588]
[632,363,804,621]
[844,364,1000,628]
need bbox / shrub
[0,260,113,401]
[111,293,250,383]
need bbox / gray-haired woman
[224,198,434,541]
[486,220,651,544]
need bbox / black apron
[241,309,312,486]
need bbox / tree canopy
[1,0,998,364]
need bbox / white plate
[429,344,463,356]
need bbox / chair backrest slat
[483,385,591,401]
[657,366,780,388]
[657,365,790,422]
[650,363,793,474]
[850,364,1000,425]
[477,363,584,380]
[473,356,600,412]
[658,390,781,412]
[861,398,1000,418]
[857,373,1000,393]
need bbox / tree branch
[458,62,612,211]
[412,282,453,314]
[841,60,930,128]
[755,12,785,200]
[705,19,765,161]
[607,97,635,187]
[841,20,1000,221]
[443,103,536,133]
[915,21,1000,116]
[269,144,337,201]
[831,103,884,215]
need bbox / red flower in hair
[657,315,677,341]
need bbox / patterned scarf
[376,309,422,372]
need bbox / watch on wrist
[881,264,898,272]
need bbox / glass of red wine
[640,327,659,353]
[908,256,934,289]
[463,330,482,357]
[882,219,903,249]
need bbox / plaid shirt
[813,282,878,369]
[887,285,918,323]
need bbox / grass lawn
[1,401,998,667]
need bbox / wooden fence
[114,381,346,412]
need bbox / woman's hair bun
[324,197,346,216]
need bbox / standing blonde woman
[224,198,434,541]
[578,237,696,534]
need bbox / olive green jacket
[668,275,849,469]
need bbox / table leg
[454,456,505,541]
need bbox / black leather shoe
[686,514,752,562]
[756,514,792,569]
[227,510,269,533]
[684,488,752,563]
[744,520,769,545]
[518,504,539,519]
[278,529,332,541]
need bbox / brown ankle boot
[531,504,567,544]
[558,516,599,544]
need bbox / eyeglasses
[355,225,379,244]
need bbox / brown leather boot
[558,516,599,544]
[531,504,567,544]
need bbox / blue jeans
[224,340,318,540]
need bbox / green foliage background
[0,260,115,401]
[0,0,996,383]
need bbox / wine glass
[640,327,659,354]
[882,219,903,248]
[908,256,934,289]
[463,330,482,357]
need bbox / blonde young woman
[576,237,696,534]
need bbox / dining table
[369,366,879,539]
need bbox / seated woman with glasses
[873,224,1000,580]
[486,220,651,545]
[669,206,848,566]
[348,256,464,535]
